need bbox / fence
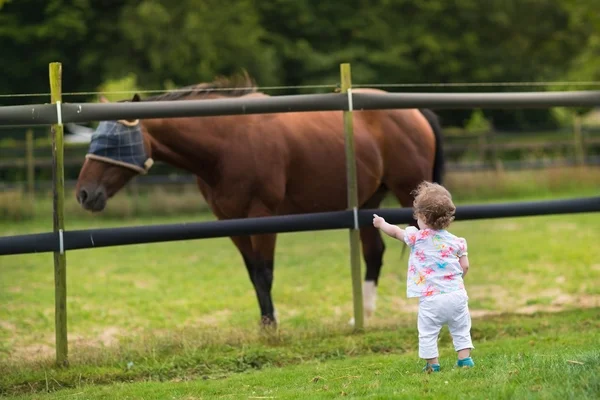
[2,196,599,256]
[3,126,600,194]
[3,89,600,125]
[1,62,600,367]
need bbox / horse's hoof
[260,315,278,330]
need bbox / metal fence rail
[1,196,599,256]
[2,90,600,126]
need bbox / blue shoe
[422,363,440,372]
[456,357,475,368]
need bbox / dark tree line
[1,0,598,129]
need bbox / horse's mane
[143,70,258,101]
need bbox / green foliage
[97,72,141,102]
[464,109,492,133]
[116,0,280,89]
[551,107,576,126]
[0,0,598,127]
[0,0,92,99]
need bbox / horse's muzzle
[77,185,107,212]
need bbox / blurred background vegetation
[1,0,599,127]
[1,0,600,221]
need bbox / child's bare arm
[372,214,405,240]
[459,255,469,278]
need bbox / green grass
[1,192,599,398]
[3,309,599,399]
[443,166,600,203]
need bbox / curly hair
[411,181,456,230]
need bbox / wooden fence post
[573,115,585,165]
[340,63,364,332]
[50,62,69,367]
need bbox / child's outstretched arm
[372,214,405,240]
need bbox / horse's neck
[144,118,228,187]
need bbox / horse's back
[254,110,382,213]
[233,88,438,213]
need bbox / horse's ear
[99,95,110,103]
[132,93,141,102]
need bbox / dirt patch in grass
[190,309,233,326]
[6,326,127,363]
[96,327,123,347]
[9,343,54,362]
[469,293,600,317]
[133,280,157,290]
[0,321,17,333]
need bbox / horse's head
[75,94,154,212]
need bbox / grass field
[4,311,600,399]
[1,187,599,398]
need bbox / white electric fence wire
[2,81,600,99]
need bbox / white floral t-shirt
[403,226,468,298]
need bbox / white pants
[417,289,474,359]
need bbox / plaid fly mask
[85,120,154,174]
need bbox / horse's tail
[419,108,445,184]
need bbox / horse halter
[85,119,154,174]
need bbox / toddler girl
[372,181,474,372]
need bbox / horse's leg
[239,200,279,328]
[230,233,277,327]
[229,235,256,284]
[248,232,278,327]
[349,185,389,326]
[197,178,276,327]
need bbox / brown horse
[74,73,444,327]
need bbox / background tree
[115,0,280,91]
[0,0,597,130]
